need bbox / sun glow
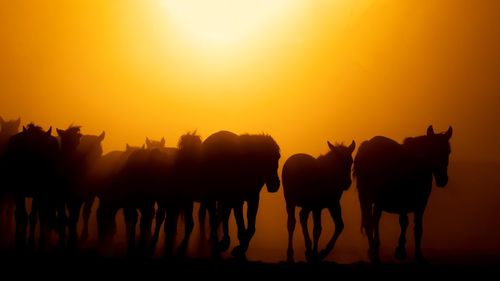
[159,0,301,46]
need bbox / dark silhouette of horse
[0,117,21,243]
[199,131,281,259]
[60,130,105,248]
[150,133,202,257]
[283,140,355,262]
[354,125,453,263]
[3,124,60,250]
[94,143,143,245]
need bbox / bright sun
[160,0,300,46]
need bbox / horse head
[327,140,355,191]
[426,125,453,187]
[57,126,82,154]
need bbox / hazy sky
[1,0,499,262]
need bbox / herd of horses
[0,116,453,263]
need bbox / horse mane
[178,131,202,151]
[24,123,44,133]
[240,133,280,157]
[65,125,82,135]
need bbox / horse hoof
[305,250,318,263]
[368,249,380,264]
[318,249,329,261]
[217,237,230,252]
[394,247,407,261]
[415,254,428,265]
[231,245,246,258]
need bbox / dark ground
[1,249,499,279]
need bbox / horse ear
[141,144,145,149]
[327,141,335,151]
[56,128,64,136]
[348,140,356,154]
[46,126,52,135]
[160,137,165,147]
[146,138,151,147]
[426,125,435,136]
[23,126,27,132]
[126,144,130,150]
[15,118,21,128]
[98,131,105,142]
[445,126,453,140]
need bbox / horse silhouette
[283,140,355,262]
[0,117,21,243]
[3,124,59,250]
[150,133,202,257]
[94,143,143,245]
[63,130,105,248]
[199,131,281,259]
[354,125,453,263]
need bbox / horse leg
[67,197,82,250]
[14,195,27,251]
[28,197,39,250]
[206,199,218,244]
[361,201,378,262]
[319,202,344,260]
[218,202,231,252]
[414,207,426,263]
[233,201,246,251]
[286,203,296,263]
[123,207,138,256]
[372,205,382,262]
[38,200,48,253]
[395,213,409,260]
[151,203,165,255]
[56,200,67,250]
[232,194,259,258]
[312,208,322,262]
[163,207,178,258]
[80,196,95,243]
[138,203,154,255]
[299,208,313,262]
[198,201,207,236]
[178,201,194,257]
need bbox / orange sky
[1,0,500,262]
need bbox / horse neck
[402,137,433,172]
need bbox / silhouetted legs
[312,208,322,261]
[81,196,95,243]
[372,205,382,262]
[232,194,259,258]
[318,202,344,260]
[139,203,154,254]
[123,207,138,255]
[286,203,296,262]
[163,207,178,257]
[14,195,28,250]
[28,197,39,249]
[67,197,82,250]
[178,202,194,257]
[359,195,378,262]
[414,207,426,263]
[218,202,231,252]
[299,208,313,261]
[395,213,409,260]
[198,201,207,235]
[151,204,165,255]
[233,201,246,250]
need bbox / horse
[282,140,355,262]
[199,131,281,259]
[3,124,60,250]
[0,117,21,243]
[93,143,143,245]
[354,125,453,263]
[149,133,202,257]
[63,130,105,247]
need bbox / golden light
[159,0,301,47]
